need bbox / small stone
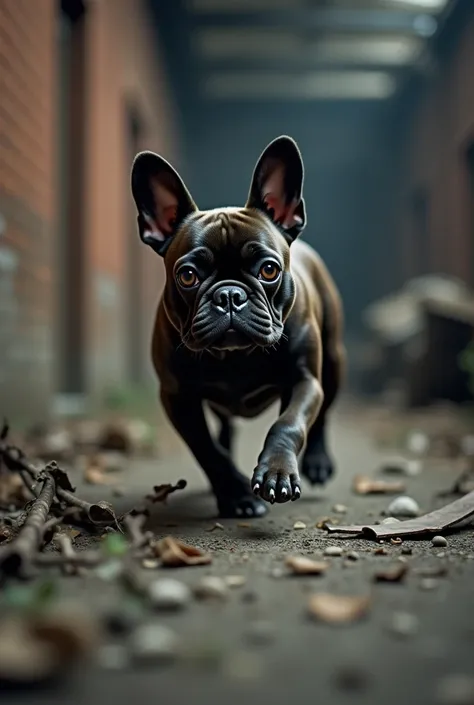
[437,552,446,558]
[148,579,191,611]
[142,559,159,570]
[206,522,225,532]
[224,575,246,588]
[406,430,430,455]
[387,496,420,518]
[98,644,130,670]
[381,457,422,477]
[245,620,276,646]
[293,521,306,530]
[324,545,343,557]
[374,547,388,556]
[431,535,448,548]
[346,551,360,561]
[389,611,419,639]
[401,546,413,555]
[102,607,140,636]
[435,674,474,705]
[332,504,348,514]
[382,516,401,525]
[193,576,228,600]
[271,567,285,579]
[420,578,439,591]
[131,624,179,664]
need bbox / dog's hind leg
[302,294,345,486]
[211,407,235,456]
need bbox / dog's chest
[180,352,286,418]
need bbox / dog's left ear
[246,135,306,243]
[131,151,198,256]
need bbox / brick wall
[0,0,179,422]
[0,0,56,420]
[401,4,474,285]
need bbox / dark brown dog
[131,136,345,518]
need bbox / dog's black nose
[213,285,248,312]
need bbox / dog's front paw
[301,449,334,485]
[217,494,267,519]
[251,454,301,504]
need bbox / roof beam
[190,9,438,36]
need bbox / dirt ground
[11,401,474,705]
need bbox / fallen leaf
[152,536,212,567]
[374,547,388,556]
[353,475,406,496]
[145,479,187,504]
[206,523,225,532]
[373,563,409,583]
[285,556,328,575]
[308,594,371,624]
[84,464,115,485]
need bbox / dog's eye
[258,262,281,283]
[177,267,199,288]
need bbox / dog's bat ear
[246,135,306,243]
[131,152,198,256]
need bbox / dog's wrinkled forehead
[167,207,289,266]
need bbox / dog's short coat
[131,136,345,518]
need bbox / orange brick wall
[0,0,179,421]
[0,0,56,419]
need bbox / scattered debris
[353,475,406,495]
[307,594,371,624]
[325,489,474,539]
[285,555,328,575]
[401,546,413,555]
[245,620,276,646]
[380,457,422,477]
[374,547,388,556]
[346,551,360,561]
[148,579,191,611]
[324,545,343,557]
[390,537,403,545]
[389,611,419,639]
[387,496,420,518]
[237,522,251,529]
[206,522,225,532]
[435,674,474,705]
[293,521,307,530]
[332,504,348,514]
[131,624,180,665]
[420,578,439,591]
[193,577,228,600]
[224,575,247,588]
[432,535,448,548]
[374,563,409,583]
[145,479,187,504]
[142,559,159,570]
[152,537,212,568]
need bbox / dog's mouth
[210,327,252,352]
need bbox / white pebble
[382,516,401,525]
[148,579,191,611]
[431,536,448,548]
[224,575,246,588]
[98,644,130,670]
[293,521,306,530]
[435,674,474,705]
[332,504,348,514]
[193,576,228,600]
[324,546,343,557]
[346,551,360,561]
[131,624,180,664]
[387,496,420,518]
[389,612,419,639]
[406,431,430,455]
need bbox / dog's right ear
[131,152,198,256]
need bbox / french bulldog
[131,136,345,518]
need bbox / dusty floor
[17,402,474,705]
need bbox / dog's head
[131,136,306,353]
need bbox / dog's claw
[292,486,301,501]
[269,488,276,504]
[252,483,261,495]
